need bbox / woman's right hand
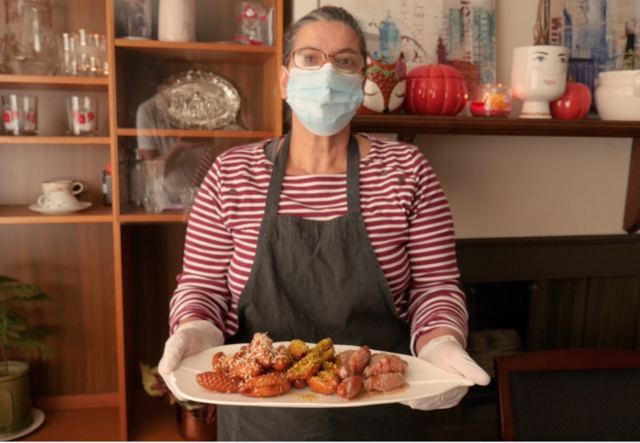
[158,319,224,400]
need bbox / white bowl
[594,70,640,121]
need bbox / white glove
[158,320,224,401]
[403,335,491,411]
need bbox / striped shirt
[169,134,468,353]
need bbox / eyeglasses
[289,48,365,76]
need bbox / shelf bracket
[397,133,416,144]
[624,137,640,234]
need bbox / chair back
[495,349,640,441]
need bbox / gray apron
[218,133,429,441]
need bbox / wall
[292,0,632,239]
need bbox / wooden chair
[495,349,640,441]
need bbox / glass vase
[1,0,58,75]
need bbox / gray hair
[283,6,368,68]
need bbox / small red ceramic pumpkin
[404,64,468,116]
[550,80,592,120]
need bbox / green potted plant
[0,276,52,437]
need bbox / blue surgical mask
[285,64,364,136]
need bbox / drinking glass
[143,160,165,213]
[57,30,107,77]
[66,96,98,135]
[180,186,199,213]
[2,95,37,135]
[57,33,77,76]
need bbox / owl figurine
[357,53,407,114]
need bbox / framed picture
[549,0,640,93]
[318,0,496,91]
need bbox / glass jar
[1,0,58,75]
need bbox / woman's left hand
[403,335,491,411]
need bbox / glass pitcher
[1,0,58,75]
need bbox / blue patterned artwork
[550,0,640,93]
[318,0,496,91]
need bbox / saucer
[0,408,45,441]
[28,202,92,215]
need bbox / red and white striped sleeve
[169,155,234,335]
[405,148,468,352]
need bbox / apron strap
[264,133,290,217]
[346,134,361,215]
[264,139,279,163]
[264,133,362,217]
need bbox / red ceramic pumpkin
[404,64,468,116]
[550,81,592,120]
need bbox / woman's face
[279,20,363,100]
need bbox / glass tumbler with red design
[2,95,38,135]
[66,96,98,135]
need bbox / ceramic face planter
[357,56,406,114]
[511,45,569,119]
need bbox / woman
[159,6,489,441]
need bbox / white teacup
[37,190,81,209]
[42,179,84,195]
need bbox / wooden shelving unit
[115,39,277,64]
[0,74,109,91]
[20,394,181,441]
[0,205,112,224]
[117,128,276,139]
[0,136,111,145]
[21,408,121,441]
[351,114,640,138]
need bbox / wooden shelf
[19,400,181,441]
[0,205,113,224]
[0,136,111,145]
[130,391,183,441]
[351,114,640,234]
[351,115,640,138]
[117,128,275,139]
[0,74,109,91]
[115,39,277,64]
[20,407,121,441]
[120,207,189,224]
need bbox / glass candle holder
[66,96,98,135]
[2,94,38,135]
[470,84,513,117]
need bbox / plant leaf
[140,362,166,397]
[0,277,54,367]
